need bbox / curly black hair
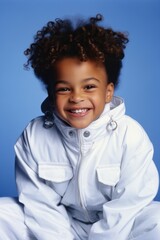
[24,14,128,96]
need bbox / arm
[89,121,159,240]
[15,130,75,240]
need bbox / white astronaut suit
[0,97,160,240]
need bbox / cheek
[92,95,106,111]
[96,90,107,103]
[55,95,68,111]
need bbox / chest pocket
[38,163,73,196]
[97,164,120,199]
[97,164,120,186]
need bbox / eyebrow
[55,77,100,85]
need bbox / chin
[70,122,91,129]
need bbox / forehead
[54,57,107,81]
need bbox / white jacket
[14,96,159,240]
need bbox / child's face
[54,57,114,129]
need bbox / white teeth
[70,109,87,113]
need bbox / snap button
[83,131,90,137]
[69,130,74,137]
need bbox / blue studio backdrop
[0,0,160,200]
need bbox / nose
[69,91,84,103]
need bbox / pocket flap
[38,164,73,182]
[97,164,120,186]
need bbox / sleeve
[15,130,75,240]
[89,121,159,240]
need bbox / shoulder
[16,116,61,149]
[119,115,153,152]
[14,116,65,168]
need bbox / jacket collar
[41,96,125,143]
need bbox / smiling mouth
[69,108,88,113]
[67,108,91,117]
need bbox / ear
[105,83,114,103]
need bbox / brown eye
[56,87,70,93]
[84,85,96,90]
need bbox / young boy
[0,14,160,240]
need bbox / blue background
[0,0,160,200]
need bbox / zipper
[76,130,91,222]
